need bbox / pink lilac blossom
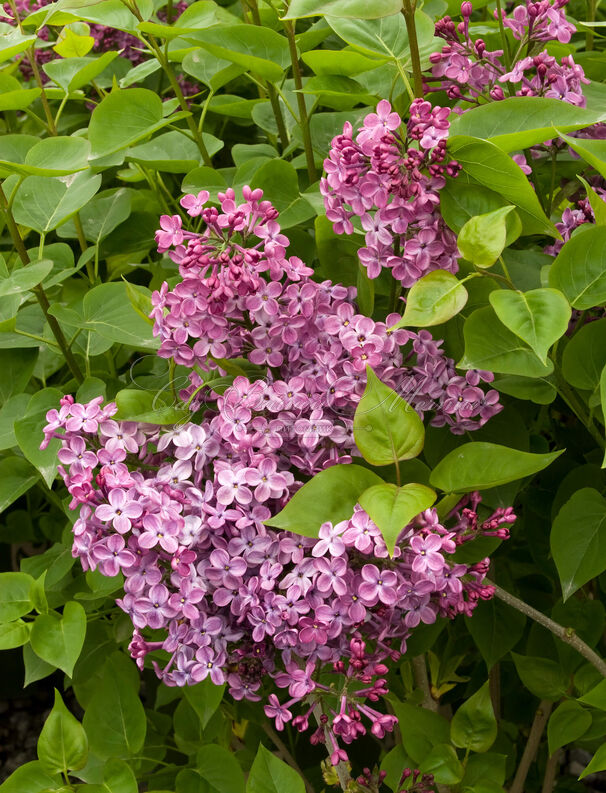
[429,0,587,106]
[43,171,513,763]
[321,98,461,287]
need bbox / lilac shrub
[42,164,513,761]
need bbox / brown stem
[261,722,314,793]
[412,655,437,712]
[509,700,552,793]
[401,0,424,98]
[542,749,560,793]
[283,19,317,182]
[0,184,84,383]
[488,581,606,678]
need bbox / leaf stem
[494,0,512,71]
[283,19,317,183]
[509,700,552,793]
[401,0,424,98]
[487,580,606,677]
[0,183,84,383]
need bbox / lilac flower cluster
[43,391,513,756]
[429,0,588,106]
[152,185,500,435]
[320,99,461,287]
[545,177,606,256]
[43,148,513,758]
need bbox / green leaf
[580,744,606,779]
[182,48,245,91]
[0,456,39,512]
[12,171,102,233]
[0,135,89,177]
[302,48,383,76]
[451,682,497,752]
[83,653,146,758]
[88,88,189,159]
[53,23,94,57]
[459,306,554,377]
[38,689,88,775]
[511,653,568,700]
[0,620,30,649]
[0,260,53,298]
[390,270,468,328]
[184,677,225,728]
[58,188,131,244]
[464,596,526,668]
[562,317,606,390]
[390,700,450,762]
[0,761,58,793]
[551,488,606,600]
[265,463,382,537]
[50,282,158,350]
[0,81,41,112]
[0,29,37,64]
[327,10,438,65]
[547,701,591,755]
[185,25,290,82]
[23,643,55,687]
[196,745,245,793]
[0,572,34,621]
[113,389,189,425]
[246,743,305,793]
[43,51,118,92]
[447,136,557,236]
[127,131,218,174]
[494,375,557,405]
[549,225,606,309]
[358,482,436,555]
[457,206,518,268]
[489,288,571,365]
[353,367,425,466]
[578,175,606,226]
[0,348,38,403]
[30,601,87,676]
[558,130,606,182]
[430,442,562,493]
[579,678,606,709]
[449,97,606,152]
[419,744,464,785]
[284,0,401,19]
[14,388,63,487]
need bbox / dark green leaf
[464,596,526,668]
[0,572,34,621]
[37,689,88,775]
[547,701,591,755]
[551,488,606,600]
[549,225,606,309]
[451,682,497,752]
[511,653,568,700]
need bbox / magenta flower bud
[461,1,472,16]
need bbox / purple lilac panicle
[45,160,512,758]
[321,99,461,287]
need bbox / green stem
[412,655,437,711]
[246,0,289,151]
[488,580,606,677]
[0,184,84,383]
[587,0,596,50]
[401,0,424,98]
[283,19,317,182]
[495,0,512,71]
